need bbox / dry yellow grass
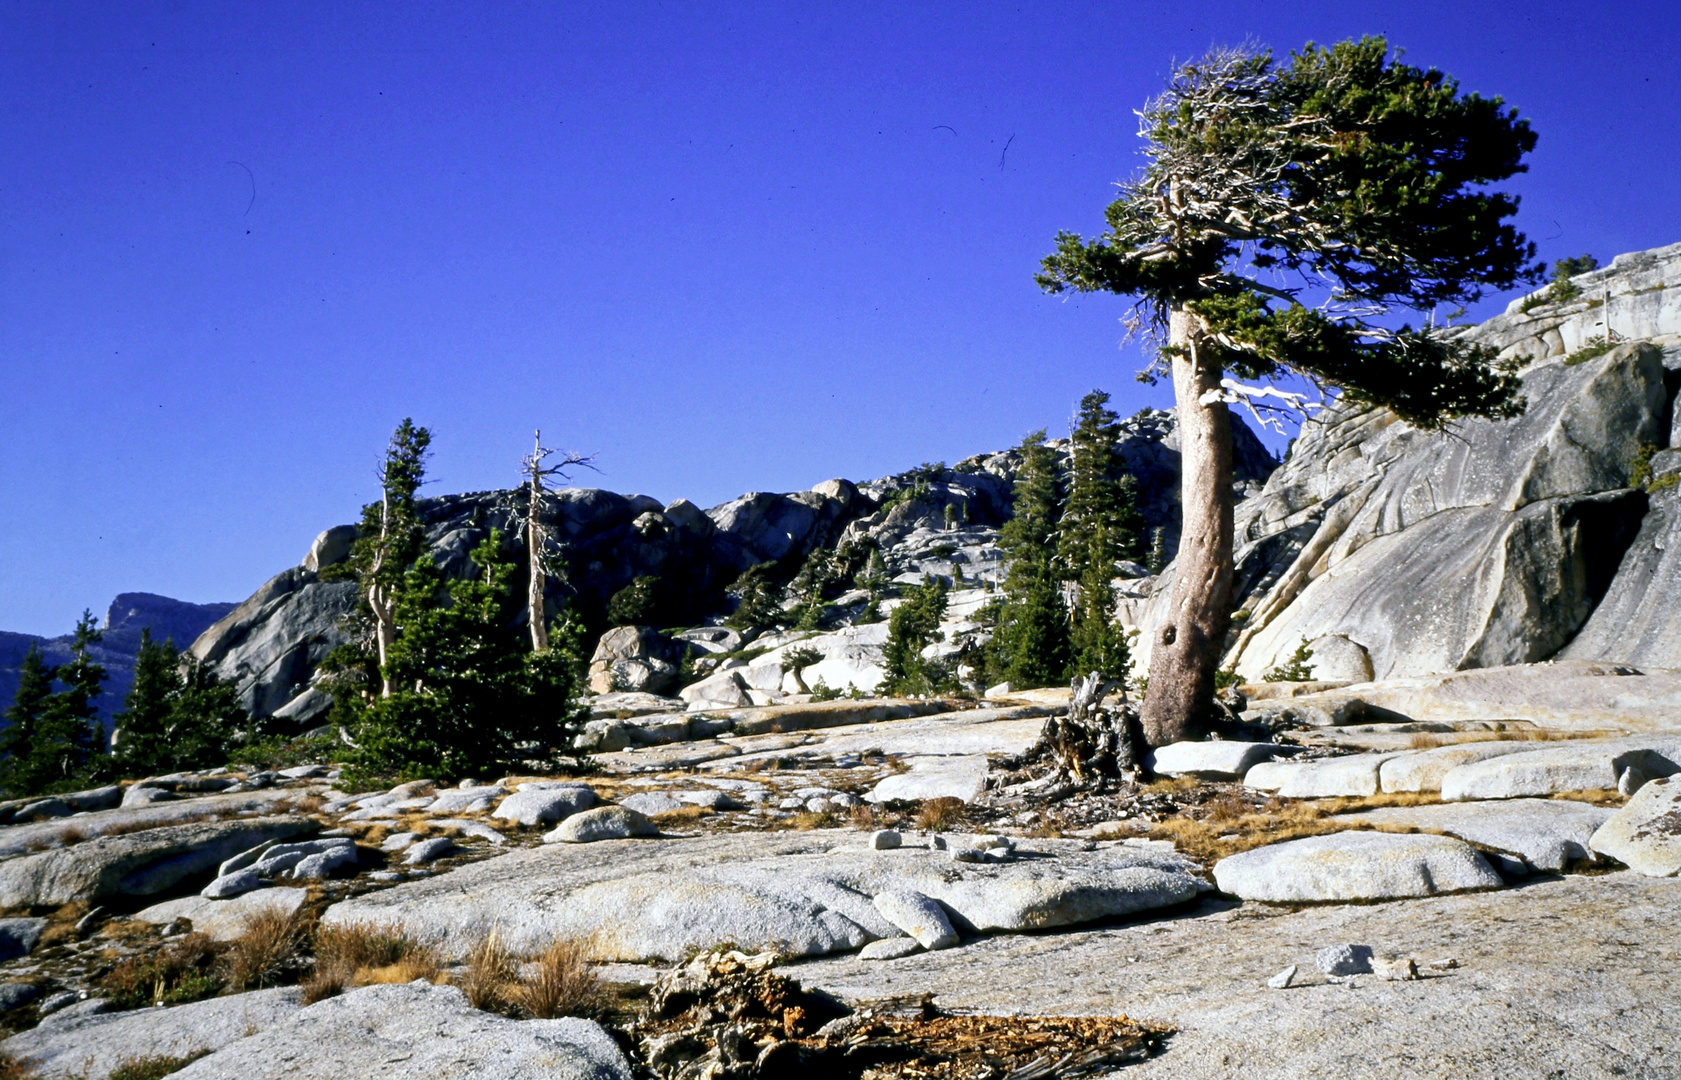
[226,908,308,991]
[304,921,441,1004]
[1148,791,1443,862]
[515,937,608,1019]
[792,810,841,830]
[460,928,519,1012]
[848,803,880,830]
[1549,789,1624,805]
[650,806,710,827]
[1408,727,1613,749]
[914,797,967,832]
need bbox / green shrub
[606,575,663,627]
[101,934,224,1009]
[1562,335,1615,366]
[1262,638,1316,683]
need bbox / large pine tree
[327,419,433,698]
[1056,392,1141,685]
[1039,39,1541,744]
[1056,391,1143,576]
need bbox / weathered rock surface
[491,784,596,826]
[1212,832,1502,902]
[1243,753,1404,798]
[858,936,920,960]
[1241,662,1681,735]
[866,755,989,803]
[1439,736,1681,800]
[323,832,1204,962]
[792,870,1681,1079]
[0,816,317,907]
[426,784,509,814]
[0,786,122,825]
[0,918,46,962]
[1148,741,1294,780]
[1340,798,1613,872]
[1590,775,1681,875]
[587,691,686,719]
[0,787,310,859]
[2,986,304,1079]
[167,982,634,1080]
[872,889,959,950]
[1375,741,1547,793]
[543,805,657,843]
[587,625,686,696]
[1216,326,1668,681]
[134,887,310,941]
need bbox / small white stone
[870,830,902,850]
[1372,956,1419,981]
[1266,965,1297,989]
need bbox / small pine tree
[989,431,1071,688]
[0,613,108,794]
[1144,528,1167,574]
[1069,525,1131,683]
[1263,638,1316,683]
[0,646,56,796]
[879,576,950,697]
[780,646,824,693]
[724,564,784,631]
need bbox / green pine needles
[0,612,108,796]
[987,396,1143,690]
[1037,37,1542,429]
[109,630,246,777]
[878,576,952,697]
[335,529,588,783]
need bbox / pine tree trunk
[528,483,549,653]
[1140,307,1234,747]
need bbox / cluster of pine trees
[320,420,591,784]
[987,390,1142,691]
[0,615,247,798]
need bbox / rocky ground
[0,680,1675,1078]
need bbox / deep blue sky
[3,1,1678,636]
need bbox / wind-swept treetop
[1038,37,1544,428]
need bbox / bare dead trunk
[1140,307,1235,748]
[372,491,396,698]
[527,431,550,652]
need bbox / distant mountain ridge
[0,593,238,726]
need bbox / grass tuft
[461,928,518,1012]
[913,797,966,832]
[226,908,309,992]
[1148,792,1442,862]
[516,937,608,1020]
[101,933,224,1010]
[303,922,440,1004]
